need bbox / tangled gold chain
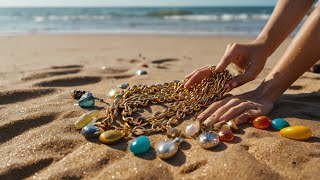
[93,67,232,136]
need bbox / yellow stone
[99,130,124,144]
[74,110,99,129]
[280,126,312,140]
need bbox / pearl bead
[185,123,200,137]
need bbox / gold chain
[94,67,232,136]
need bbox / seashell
[280,126,312,140]
[197,132,220,149]
[130,136,150,155]
[253,116,271,129]
[117,83,129,89]
[218,129,234,142]
[135,70,147,75]
[167,127,181,138]
[99,130,124,144]
[185,123,200,137]
[81,124,103,138]
[156,137,183,159]
[78,92,95,108]
[75,110,99,129]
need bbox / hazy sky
[0,0,277,7]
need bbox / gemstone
[156,137,183,159]
[197,132,220,149]
[107,89,122,100]
[135,70,147,75]
[130,136,150,155]
[74,110,99,129]
[185,123,200,137]
[272,118,290,130]
[253,116,271,129]
[167,127,181,138]
[218,129,234,142]
[78,92,95,108]
[280,126,312,140]
[117,83,129,89]
[99,130,124,144]
[226,120,238,131]
[81,124,103,138]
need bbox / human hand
[197,88,274,128]
[184,41,269,90]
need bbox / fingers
[225,66,257,89]
[215,43,238,72]
[197,97,231,121]
[184,67,212,89]
[219,102,257,122]
[234,109,262,124]
[185,66,208,79]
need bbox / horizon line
[0,5,275,8]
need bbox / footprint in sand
[0,88,57,105]
[151,58,180,69]
[33,76,102,87]
[179,160,207,174]
[22,65,83,81]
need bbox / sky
[0,0,277,7]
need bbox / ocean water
[0,7,301,36]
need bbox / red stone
[253,116,271,129]
[218,129,234,142]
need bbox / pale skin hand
[184,0,314,90]
[200,6,320,127]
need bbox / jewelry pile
[72,66,242,159]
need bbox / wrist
[254,79,282,103]
[252,36,275,58]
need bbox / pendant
[99,130,124,144]
[78,92,95,108]
[167,127,181,138]
[156,137,183,159]
[197,132,220,149]
[74,110,99,129]
[130,136,151,155]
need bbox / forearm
[257,7,320,102]
[255,0,314,57]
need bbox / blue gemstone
[78,92,95,108]
[81,124,101,138]
[130,136,150,155]
[272,118,290,131]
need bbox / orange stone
[218,129,234,142]
[253,116,271,129]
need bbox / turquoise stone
[81,124,102,138]
[272,118,290,131]
[78,92,95,108]
[130,136,150,155]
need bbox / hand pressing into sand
[184,42,268,90]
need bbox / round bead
[272,118,290,130]
[130,136,150,155]
[185,124,200,137]
[81,124,102,138]
[280,126,312,140]
[253,116,271,129]
[218,129,234,142]
[197,132,220,149]
[99,130,124,144]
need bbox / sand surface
[0,35,319,180]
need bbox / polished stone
[253,116,271,129]
[197,132,220,149]
[218,129,234,142]
[99,130,124,144]
[130,136,150,155]
[157,137,183,159]
[272,118,290,130]
[81,124,102,138]
[280,126,312,140]
[78,92,95,108]
[117,83,129,89]
[135,70,147,75]
[74,110,99,129]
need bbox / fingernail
[231,82,237,88]
[224,84,231,92]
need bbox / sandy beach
[0,34,319,180]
